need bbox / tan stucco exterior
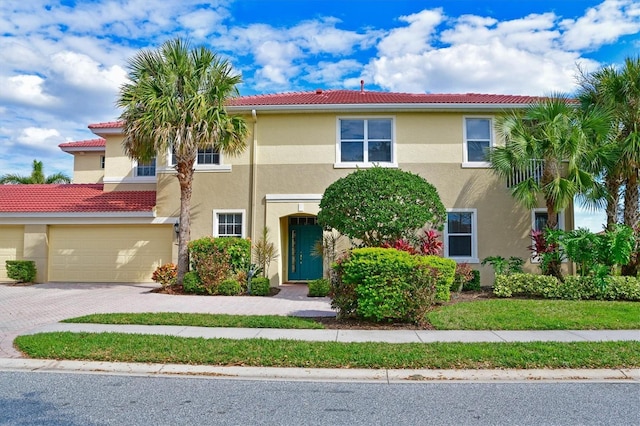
[0,225,24,282]
[71,153,104,183]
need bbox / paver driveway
[0,282,333,358]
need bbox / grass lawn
[63,299,640,330]
[14,332,640,369]
[427,299,640,330]
[63,313,324,329]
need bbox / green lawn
[427,299,640,330]
[63,313,324,329]
[14,332,640,369]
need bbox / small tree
[317,167,446,247]
[252,227,278,278]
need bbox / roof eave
[226,102,530,114]
[59,146,106,154]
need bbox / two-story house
[0,89,572,286]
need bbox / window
[337,118,394,166]
[213,210,245,238]
[170,146,221,167]
[100,156,105,169]
[136,157,156,176]
[445,209,478,262]
[464,118,492,164]
[532,209,565,231]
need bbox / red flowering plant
[151,263,178,289]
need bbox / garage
[49,225,173,282]
[0,226,24,282]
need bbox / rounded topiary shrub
[217,279,242,296]
[249,277,271,296]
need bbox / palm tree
[117,38,248,285]
[577,57,640,276]
[577,57,640,230]
[0,160,71,184]
[489,94,610,277]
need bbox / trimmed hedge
[331,248,438,323]
[417,255,456,302]
[6,260,36,283]
[493,273,640,301]
[249,277,271,296]
[188,237,251,294]
[182,271,204,294]
[308,278,330,297]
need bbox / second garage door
[0,226,23,282]
[49,225,173,282]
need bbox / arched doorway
[287,216,323,281]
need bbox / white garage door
[49,225,173,282]
[0,226,23,282]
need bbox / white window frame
[462,116,494,168]
[161,147,232,173]
[134,157,157,178]
[530,208,565,263]
[100,155,105,169]
[335,116,397,168]
[444,208,479,263]
[213,209,246,238]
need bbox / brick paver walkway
[0,282,333,358]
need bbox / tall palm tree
[117,38,248,285]
[0,160,71,184]
[577,57,640,230]
[489,94,610,277]
[577,57,640,276]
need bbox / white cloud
[49,51,127,92]
[304,59,363,86]
[1,75,57,106]
[377,9,443,57]
[16,127,62,152]
[561,0,640,50]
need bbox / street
[1,371,638,425]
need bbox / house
[0,89,573,286]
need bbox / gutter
[250,109,258,240]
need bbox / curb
[1,358,638,383]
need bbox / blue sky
[1,0,639,231]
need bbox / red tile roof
[0,184,155,213]
[88,90,539,129]
[59,138,105,149]
[227,90,540,106]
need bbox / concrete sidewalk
[22,322,640,343]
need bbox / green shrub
[6,260,36,283]
[451,263,474,293]
[217,279,242,296]
[250,277,271,296]
[493,273,640,301]
[417,255,456,302]
[182,271,204,294]
[151,263,177,288]
[464,269,481,291]
[333,248,436,323]
[308,278,330,297]
[189,237,251,294]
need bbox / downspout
[250,109,258,241]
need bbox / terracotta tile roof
[59,138,105,149]
[0,184,155,213]
[88,91,540,130]
[227,90,541,106]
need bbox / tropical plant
[577,57,640,276]
[481,255,524,276]
[252,227,278,278]
[0,160,70,184]
[490,94,610,231]
[317,167,446,247]
[117,37,248,285]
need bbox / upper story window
[444,209,478,263]
[463,117,493,166]
[100,155,105,169]
[170,146,221,167]
[136,157,156,177]
[336,118,395,167]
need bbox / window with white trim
[170,146,221,166]
[100,155,105,169]
[337,118,394,166]
[532,209,565,231]
[135,157,156,176]
[213,210,245,238]
[445,209,478,262]
[464,118,493,164]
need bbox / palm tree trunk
[605,174,622,231]
[621,169,639,276]
[176,159,195,285]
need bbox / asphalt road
[1,371,638,425]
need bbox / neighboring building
[0,90,573,285]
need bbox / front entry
[288,217,323,281]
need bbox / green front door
[288,218,323,281]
